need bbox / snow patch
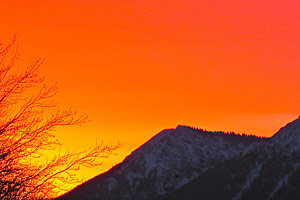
[232,162,263,200]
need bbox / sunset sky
[1,0,300,186]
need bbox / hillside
[58,117,300,200]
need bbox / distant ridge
[57,117,300,200]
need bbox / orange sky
[1,0,300,188]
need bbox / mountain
[161,117,300,200]
[57,117,300,200]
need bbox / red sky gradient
[1,0,300,187]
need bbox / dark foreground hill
[57,117,300,200]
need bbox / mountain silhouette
[57,117,300,200]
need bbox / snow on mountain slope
[270,116,300,152]
[58,125,261,200]
[159,117,300,200]
[120,125,252,193]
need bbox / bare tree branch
[0,37,120,199]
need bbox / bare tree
[0,36,120,200]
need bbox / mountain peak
[273,116,300,137]
[175,124,190,129]
[58,124,264,200]
[271,116,300,151]
[174,124,194,132]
